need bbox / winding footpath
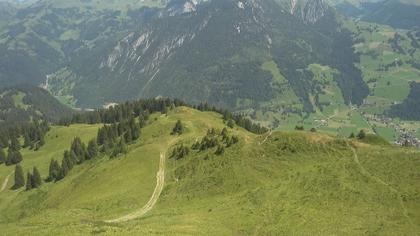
[259,129,273,145]
[349,144,415,228]
[0,173,12,193]
[105,152,166,223]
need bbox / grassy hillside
[0,107,419,234]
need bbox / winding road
[105,152,166,223]
[0,173,12,193]
[259,129,273,145]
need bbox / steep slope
[0,107,419,235]
[0,0,368,117]
[45,0,367,114]
[0,85,73,122]
[0,0,166,87]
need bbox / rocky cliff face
[287,0,328,23]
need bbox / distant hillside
[0,106,419,235]
[390,82,420,120]
[0,0,368,114]
[336,0,420,29]
[0,85,73,123]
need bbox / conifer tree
[60,159,69,179]
[31,167,42,188]
[63,151,74,170]
[172,120,184,135]
[47,159,61,182]
[6,150,23,166]
[26,172,33,191]
[13,164,25,189]
[10,136,21,151]
[124,129,133,143]
[357,130,366,140]
[87,139,98,159]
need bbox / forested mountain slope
[0,85,73,122]
[0,0,368,114]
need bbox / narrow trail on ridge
[105,152,166,223]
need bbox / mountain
[0,106,419,234]
[46,0,368,113]
[0,85,74,123]
[0,0,368,113]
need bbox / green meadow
[1,107,419,235]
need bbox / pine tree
[6,150,23,166]
[26,172,33,191]
[124,128,133,143]
[172,120,184,135]
[70,137,87,164]
[13,164,25,189]
[357,130,366,140]
[47,159,61,182]
[31,167,42,188]
[10,137,21,151]
[112,139,127,158]
[87,139,98,159]
[60,158,69,179]
[63,151,74,170]
[0,148,5,164]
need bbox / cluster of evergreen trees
[0,120,49,150]
[25,167,42,191]
[60,98,184,125]
[191,128,239,154]
[172,127,239,160]
[97,118,139,157]
[11,165,42,191]
[60,98,267,135]
[195,102,268,134]
[170,144,190,160]
[0,120,49,167]
[47,137,99,182]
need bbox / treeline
[60,98,267,135]
[0,120,49,166]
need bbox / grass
[1,107,420,234]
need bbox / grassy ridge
[1,107,419,235]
